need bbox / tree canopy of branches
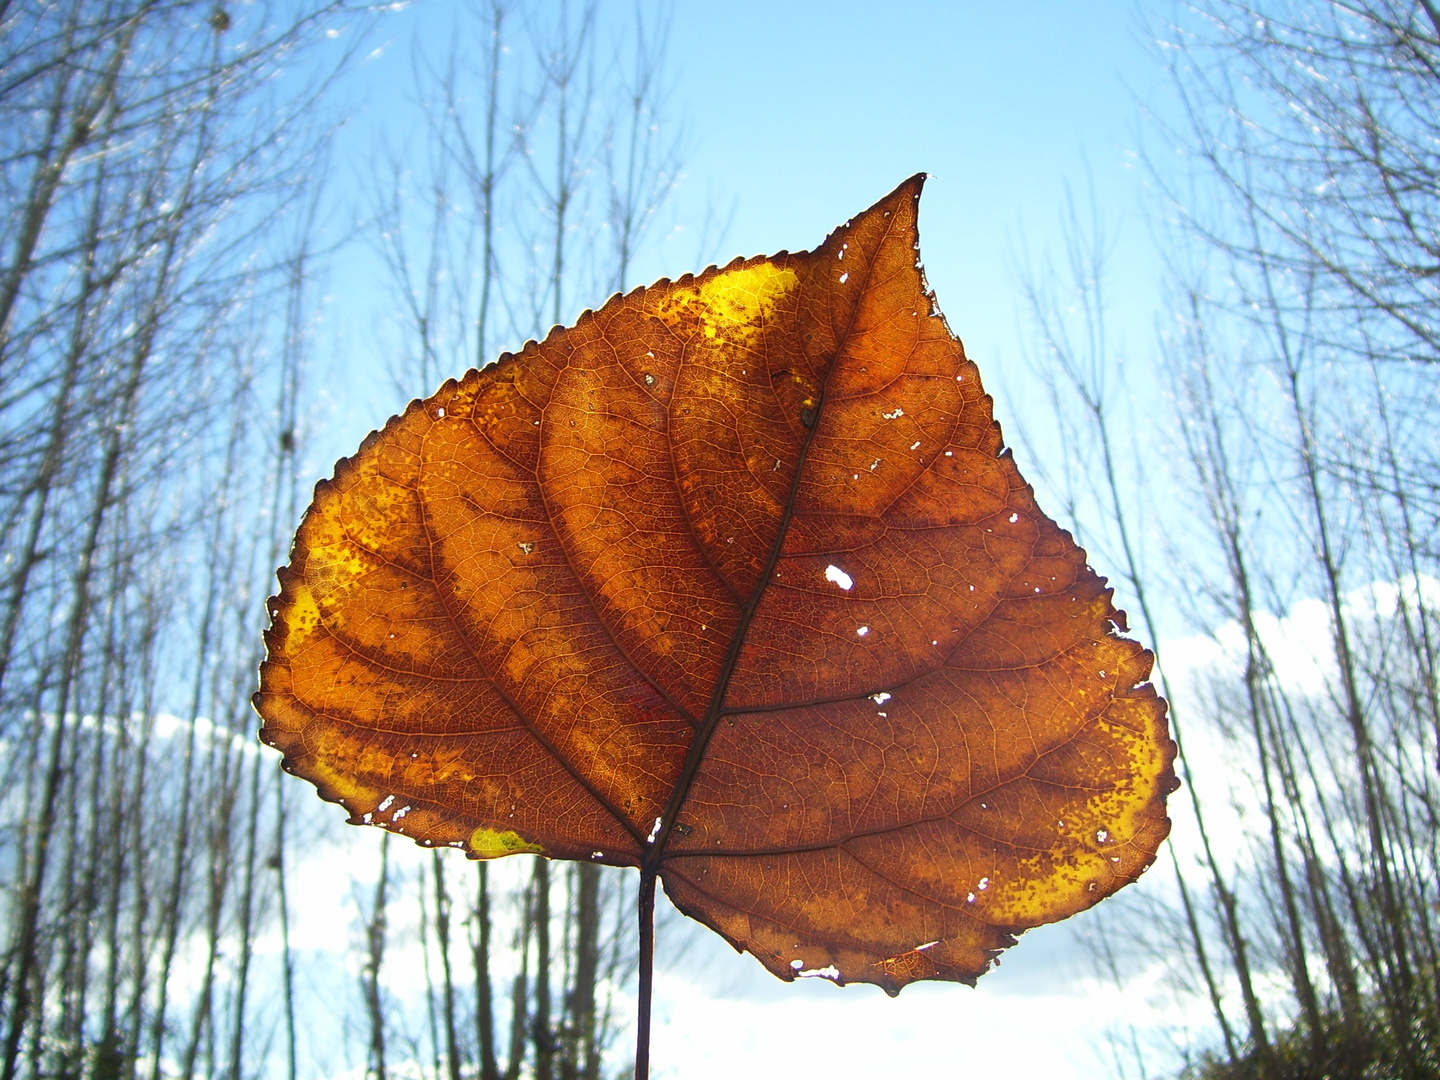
[1018,3,1440,1077]
[0,2,346,1077]
[0,2,684,1079]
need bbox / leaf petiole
[635,869,657,1080]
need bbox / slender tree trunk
[273,777,299,1080]
[226,738,266,1080]
[532,860,554,1080]
[572,865,600,1080]
[363,835,392,1080]
[475,0,505,369]
[431,854,463,1080]
[504,882,531,1080]
[473,863,500,1080]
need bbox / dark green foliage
[1184,997,1440,1080]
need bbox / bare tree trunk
[363,835,392,1080]
[532,860,554,1080]
[504,881,532,1080]
[226,738,266,1080]
[431,854,463,1080]
[571,865,600,1080]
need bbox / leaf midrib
[646,206,905,873]
[643,380,827,872]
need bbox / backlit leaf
[256,175,1177,993]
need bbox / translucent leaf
[256,176,1178,993]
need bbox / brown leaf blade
[256,175,1177,993]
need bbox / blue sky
[315,0,1180,597]
[318,0,1171,446]
[649,0,1168,407]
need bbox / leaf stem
[635,869,657,1080]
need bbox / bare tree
[0,2,350,1078]
[0,3,689,1078]
[1013,5,1440,1073]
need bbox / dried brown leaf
[256,175,1177,993]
